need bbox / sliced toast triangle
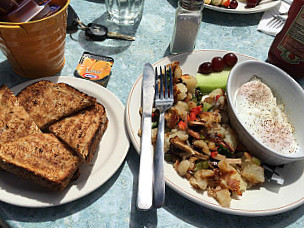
[0,133,82,191]
[0,85,41,143]
[48,103,108,164]
[17,80,96,130]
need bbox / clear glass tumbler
[105,0,144,25]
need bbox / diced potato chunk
[176,160,190,176]
[241,161,265,184]
[215,189,231,207]
[175,83,187,101]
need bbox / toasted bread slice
[17,80,96,130]
[0,133,82,191]
[0,85,41,143]
[49,103,108,164]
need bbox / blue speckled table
[0,0,304,227]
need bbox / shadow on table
[84,0,105,3]
[203,8,263,27]
[0,160,124,223]
[127,146,304,228]
[127,146,157,227]
[0,58,68,89]
[0,60,29,88]
[167,0,178,8]
[72,13,140,56]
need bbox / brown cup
[0,0,70,79]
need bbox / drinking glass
[105,0,144,25]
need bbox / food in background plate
[205,0,264,9]
[246,0,260,8]
[235,77,298,154]
[205,0,238,9]
[211,0,222,6]
[142,62,265,207]
[229,0,238,9]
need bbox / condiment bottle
[170,0,204,54]
[267,0,304,78]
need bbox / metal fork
[272,12,287,21]
[267,16,285,29]
[153,65,174,208]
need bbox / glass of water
[105,0,144,25]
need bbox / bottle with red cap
[267,0,304,78]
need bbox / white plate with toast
[0,76,130,207]
[125,49,304,216]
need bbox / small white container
[226,60,304,165]
[170,0,204,54]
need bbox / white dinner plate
[0,76,130,208]
[125,49,304,216]
[204,0,281,14]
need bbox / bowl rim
[226,60,304,161]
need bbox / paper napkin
[257,1,291,36]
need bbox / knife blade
[137,63,155,210]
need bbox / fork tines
[155,65,173,101]
[153,65,174,208]
[267,16,285,29]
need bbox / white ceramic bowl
[226,60,304,165]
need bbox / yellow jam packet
[74,52,114,87]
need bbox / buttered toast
[49,103,108,164]
[0,85,41,143]
[0,133,82,191]
[17,80,96,130]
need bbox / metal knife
[137,63,155,210]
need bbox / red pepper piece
[190,105,202,115]
[211,151,218,158]
[190,112,196,121]
[221,0,231,7]
[178,120,187,130]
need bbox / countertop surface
[0,0,304,227]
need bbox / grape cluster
[198,53,238,74]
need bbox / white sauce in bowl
[235,78,298,154]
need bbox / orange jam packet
[74,52,114,87]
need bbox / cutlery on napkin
[257,0,291,36]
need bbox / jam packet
[33,4,60,20]
[74,52,114,87]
